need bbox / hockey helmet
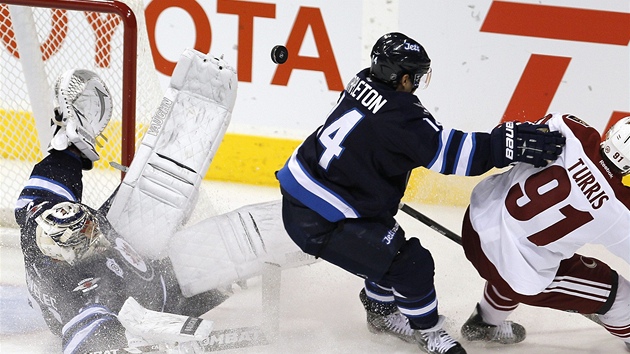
[370,32,432,90]
[35,202,110,265]
[601,116,630,175]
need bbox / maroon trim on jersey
[562,115,630,210]
[602,322,630,340]
[483,283,519,312]
[462,207,617,315]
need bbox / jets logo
[114,238,147,273]
[73,277,100,293]
[113,238,155,281]
[26,201,49,220]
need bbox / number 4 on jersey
[318,109,364,169]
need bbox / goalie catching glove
[491,121,565,168]
[48,69,113,170]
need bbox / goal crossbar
[3,0,138,169]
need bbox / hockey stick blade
[86,326,268,353]
[109,161,129,173]
[398,203,462,245]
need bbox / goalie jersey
[277,68,496,221]
[14,150,216,354]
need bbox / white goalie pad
[107,48,237,259]
[168,200,319,297]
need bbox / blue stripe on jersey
[62,304,114,335]
[14,196,36,210]
[452,132,466,174]
[429,130,479,176]
[454,133,477,175]
[62,304,116,354]
[277,149,359,222]
[465,133,477,175]
[21,176,77,202]
[428,130,454,173]
[63,318,109,354]
[426,132,444,171]
[440,130,456,174]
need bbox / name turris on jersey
[568,158,609,209]
[346,76,387,114]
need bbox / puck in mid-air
[271,45,288,64]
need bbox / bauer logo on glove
[48,69,113,169]
[491,121,566,168]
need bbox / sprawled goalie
[15,50,313,354]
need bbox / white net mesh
[0,0,163,225]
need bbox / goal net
[0,0,163,226]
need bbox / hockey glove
[491,121,565,168]
[48,69,113,169]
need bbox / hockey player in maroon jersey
[460,112,630,352]
[276,32,566,354]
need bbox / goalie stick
[398,203,462,245]
[85,326,269,353]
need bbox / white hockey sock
[598,275,630,343]
[479,296,513,326]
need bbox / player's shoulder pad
[539,112,590,128]
[562,113,591,128]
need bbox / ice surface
[1,181,628,353]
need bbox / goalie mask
[601,116,630,175]
[35,202,110,265]
[49,69,113,169]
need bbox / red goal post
[0,0,163,225]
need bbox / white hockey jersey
[469,113,630,295]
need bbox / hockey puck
[271,45,288,64]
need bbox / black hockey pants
[281,193,436,300]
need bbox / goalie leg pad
[107,49,237,260]
[168,200,319,297]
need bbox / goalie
[14,69,227,354]
[16,52,315,354]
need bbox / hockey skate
[359,289,415,343]
[414,315,466,354]
[460,303,525,344]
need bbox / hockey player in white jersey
[460,113,630,352]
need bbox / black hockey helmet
[370,32,431,89]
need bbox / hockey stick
[86,326,269,353]
[398,203,462,245]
